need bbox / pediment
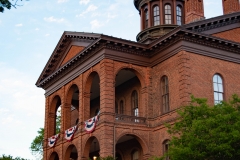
[36,31,101,86]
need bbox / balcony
[115,110,146,124]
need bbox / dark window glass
[213,74,224,104]
[163,140,170,160]
[153,6,160,26]
[161,76,169,113]
[115,101,118,114]
[176,5,182,25]
[132,90,138,117]
[145,9,148,28]
[165,4,171,24]
[120,100,124,114]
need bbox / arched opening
[49,152,59,160]
[65,84,80,129]
[90,73,100,118]
[176,5,182,25]
[49,96,62,136]
[115,69,144,123]
[84,72,100,120]
[116,134,144,160]
[83,136,100,160]
[64,144,78,160]
[153,5,160,26]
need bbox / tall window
[176,5,182,25]
[163,140,170,160]
[161,76,169,113]
[165,4,172,24]
[153,5,160,26]
[132,90,139,117]
[120,100,124,114]
[213,74,224,104]
[145,9,149,29]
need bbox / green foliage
[96,156,117,160]
[0,0,11,12]
[0,154,28,160]
[30,108,61,159]
[164,94,240,160]
[0,0,28,13]
[30,128,44,158]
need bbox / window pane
[219,93,223,101]
[213,83,218,91]
[213,75,218,83]
[218,76,223,83]
[218,84,223,92]
[214,92,219,101]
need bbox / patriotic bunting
[65,125,78,142]
[48,134,59,148]
[84,111,100,133]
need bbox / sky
[0,0,223,159]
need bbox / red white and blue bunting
[64,125,77,142]
[48,134,59,148]
[84,112,100,133]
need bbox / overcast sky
[0,0,223,159]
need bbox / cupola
[134,0,185,43]
[134,0,204,44]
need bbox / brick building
[36,0,240,159]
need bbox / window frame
[164,4,172,24]
[176,5,182,25]
[161,76,169,113]
[153,5,160,26]
[131,90,139,117]
[144,8,149,29]
[213,74,224,104]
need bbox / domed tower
[134,0,185,43]
[222,0,240,15]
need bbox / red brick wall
[43,54,240,160]
[212,28,240,43]
[222,0,240,15]
[60,45,84,67]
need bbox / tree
[30,128,44,159]
[163,94,240,160]
[0,0,27,13]
[0,154,28,160]
[30,108,61,159]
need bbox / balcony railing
[115,111,146,124]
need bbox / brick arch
[83,71,100,120]
[116,132,149,155]
[82,135,100,158]
[64,84,80,130]
[114,67,146,88]
[48,151,59,160]
[84,71,101,93]
[48,95,61,137]
[64,144,78,160]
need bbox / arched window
[120,100,124,114]
[153,5,160,26]
[213,74,224,104]
[164,4,171,24]
[132,150,139,160]
[145,9,148,29]
[163,140,170,160]
[161,76,169,113]
[176,5,182,25]
[132,90,139,117]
